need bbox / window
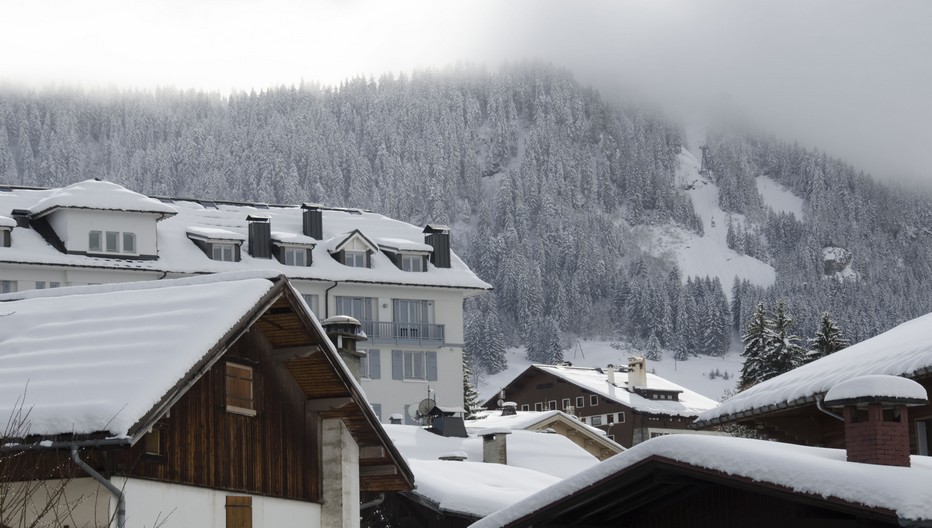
[226,496,252,528]
[122,233,136,254]
[0,280,16,294]
[35,281,45,289]
[213,243,235,262]
[562,398,571,409]
[360,349,380,379]
[521,404,530,411]
[284,247,307,266]
[393,299,433,338]
[534,402,543,412]
[49,282,60,288]
[89,231,102,252]
[591,415,603,426]
[344,250,367,267]
[576,396,585,408]
[401,254,423,272]
[402,350,425,380]
[301,294,320,315]
[618,412,626,423]
[0,229,9,248]
[144,428,162,455]
[225,363,255,416]
[590,395,599,406]
[606,413,614,424]
[335,296,376,321]
[105,231,119,252]
[548,400,557,411]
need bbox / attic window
[89,230,137,255]
[401,254,424,272]
[226,363,256,416]
[344,250,367,268]
[284,247,308,267]
[212,243,236,262]
[144,427,162,455]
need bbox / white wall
[112,478,321,528]
[1,477,110,528]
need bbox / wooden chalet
[0,272,413,528]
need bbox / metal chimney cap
[246,215,270,222]
[477,427,512,438]
[321,315,361,326]
[824,375,928,408]
[302,203,323,210]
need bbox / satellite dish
[496,399,504,407]
[407,403,422,420]
[418,398,437,418]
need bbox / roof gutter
[816,396,845,422]
[71,444,126,528]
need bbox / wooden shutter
[391,350,403,380]
[226,363,254,413]
[225,496,252,528]
[426,351,438,381]
[369,349,381,379]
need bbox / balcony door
[393,299,432,338]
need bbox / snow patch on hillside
[640,149,776,296]
[757,176,805,219]
[478,340,742,404]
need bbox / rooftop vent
[321,315,368,380]
[11,209,30,228]
[427,405,468,438]
[824,375,928,467]
[501,402,518,416]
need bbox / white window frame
[0,280,16,294]
[301,294,320,315]
[212,243,235,262]
[590,415,603,426]
[344,250,367,268]
[89,231,102,252]
[402,350,425,380]
[122,232,136,254]
[35,281,46,289]
[521,404,530,411]
[534,402,543,412]
[284,247,307,266]
[576,396,585,408]
[360,354,371,379]
[562,398,571,410]
[335,296,377,322]
[401,254,423,272]
[105,231,119,253]
[548,400,557,411]
[590,395,599,406]
[618,412,626,423]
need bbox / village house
[693,310,932,453]
[0,179,490,422]
[472,375,932,528]
[484,358,719,447]
[0,272,413,528]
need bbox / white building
[0,180,490,420]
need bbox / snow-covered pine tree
[807,311,849,363]
[739,302,769,390]
[462,360,481,418]
[646,331,662,361]
[759,301,807,381]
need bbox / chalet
[467,406,624,461]
[0,180,490,422]
[485,358,719,447]
[693,310,932,453]
[0,272,413,528]
[473,376,932,527]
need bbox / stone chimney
[824,374,928,467]
[607,366,616,386]
[501,402,518,416]
[320,315,368,380]
[627,356,647,389]
[423,224,451,268]
[246,215,271,258]
[480,428,511,464]
[302,203,323,240]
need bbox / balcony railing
[360,321,445,347]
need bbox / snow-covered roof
[696,310,932,426]
[472,434,932,527]
[824,375,928,405]
[0,215,14,228]
[0,272,278,438]
[0,183,490,291]
[467,409,609,438]
[270,231,317,246]
[186,226,247,242]
[27,179,178,218]
[376,237,433,253]
[384,424,598,518]
[532,365,719,417]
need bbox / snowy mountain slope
[757,175,804,220]
[637,149,776,298]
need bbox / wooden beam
[273,345,320,361]
[360,464,399,477]
[359,446,386,460]
[306,397,353,412]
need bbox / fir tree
[760,301,807,382]
[807,312,849,362]
[462,361,481,418]
[646,331,662,361]
[739,302,769,390]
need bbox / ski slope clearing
[757,175,805,219]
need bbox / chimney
[320,315,368,380]
[389,413,403,425]
[302,203,323,240]
[607,366,616,386]
[439,451,468,462]
[246,215,271,258]
[11,209,30,228]
[479,428,512,464]
[627,356,647,389]
[824,374,928,467]
[501,402,518,416]
[423,224,451,268]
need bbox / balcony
[361,321,445,347]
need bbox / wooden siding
[119,328,321,501]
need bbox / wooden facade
[487,367,693,447]
[497,457,901,528]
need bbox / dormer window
[401,254,424,272]
[212,243,236,262]
[89,230,138,255]
[284,247,308,266]
[345,250,367,267]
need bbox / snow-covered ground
[478,340,742,404]
[757,175,805,220]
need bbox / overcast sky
[2,0,929,184]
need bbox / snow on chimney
[501,402,518,416]
[824,375,928,467]
[606,366,615,386]
[627,356,647,389]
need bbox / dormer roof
[328,229,380,254]
[376,236,433,254]
[0,215,13,229]
[186,226,246,243]
[28,179,177,219]
[271,231,317,246]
